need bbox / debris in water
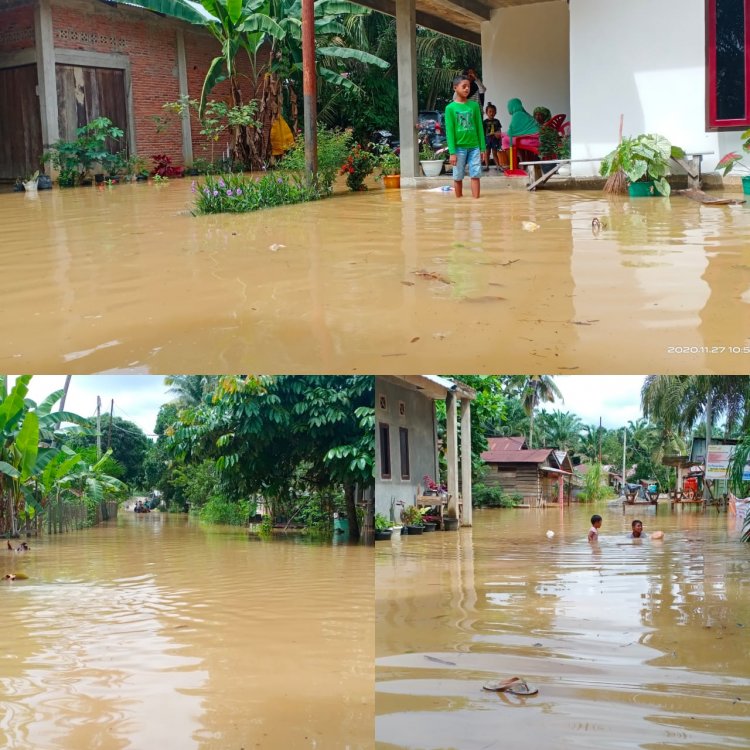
[413,270,452,284]
[269,243,285,252]
[425,655,456,666]
[460,295,507,303]
[521,221,540,232]
[410,337,420,343]
[546,530,555,539]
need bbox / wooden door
[56,64,128,153]
[0,64,43,181]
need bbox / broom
[603,114,628,194]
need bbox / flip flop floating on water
[482,677,538,696]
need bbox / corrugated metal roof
[481,448,554,464]
[486,436,527,452]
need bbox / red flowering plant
[423,474,448,494]
[340,143,376,191]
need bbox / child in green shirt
[445,74,487,198]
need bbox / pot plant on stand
[717,127,750,195]
[599,133,684,197]
[401,504,425,535]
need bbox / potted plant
[374,513,393,541]
[717,128,750,195]
[419,143,446,177]
[538,124,562,173]
[401,504,424,535]
[599,133,684,197]
[376,150,401,189]
[339,143,377,191]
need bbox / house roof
[380,375,476,401]
[486,436,527,452]
[354,0,551,45]
[481,447,556,464]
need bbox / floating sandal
[482,676,523,692]
[506,681,538,696]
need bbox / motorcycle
[371,129,400,154]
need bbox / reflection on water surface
[1,512,373,749]
[1,181,749,373]
[376,507,750,749]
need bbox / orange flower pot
[382,174,400,189]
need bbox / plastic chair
[506,134,540,176]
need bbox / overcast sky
[12,375,172,437]
[553,375,646,429]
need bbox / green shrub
[194,172,320,214]
[279,127,352,194]
[198,496,250,526]
[473,483,520,508]
[375,513,391,531]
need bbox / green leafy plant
[401,504,426,526]
[279,127,352,194]
[559,132,571,161]
[473,483,520,508]
[717,128,750,176]
[43,117,125,187]
[375,512,391,531]
[418,143,445,161]
[376,150,400,177]
[599,133,684,197]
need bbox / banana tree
[0,376,91,536]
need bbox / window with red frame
[708,0,750,128]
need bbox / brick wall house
[0,0,267,180]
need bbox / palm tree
[536,410,582,452]
[164,375,219,407]
[521,376,562,448]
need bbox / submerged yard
[2,179,749,374]
[376,506,750,750]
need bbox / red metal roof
[486,436,527,452]
[481,448,555,464]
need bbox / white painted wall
[569,0,745,175]
[482,1,570,131]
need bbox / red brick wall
[48,0,267,166]
[0,4,35,54]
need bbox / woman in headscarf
[502,98,540,150]
[533,106,551,126]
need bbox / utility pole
[96,396,102,460]
[598,417,603,464]
[622,428,627,497]
[107,399,114,451]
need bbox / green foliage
[199,496,251,525]
[194,171,320,214]
[279,127,353,194]
[43,117,125,186]
[400,504,424,526]
[599,133,684,197]
[374,148,400,177]
[473,483,520,508]
[418,143,444,161]
[375,512,391,531]
[579,463,615,502]
[717,128,750,175]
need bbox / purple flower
[277,178,283,184]
[191,180,197,193]
[213,190,219,197]
[226,189,233,196]
[203,187,210,195]
[236,188,243,196]
[218,178,225,188]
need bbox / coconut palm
[521,376,562,449]
[165,375,219,407]
[536,410,582,452]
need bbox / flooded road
[376,506,750,749]
[1,181,749,374]
[1,512,373,750]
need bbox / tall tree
[521,376,562,449]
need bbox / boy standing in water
[588,514,602,542]
[445,74,486,198]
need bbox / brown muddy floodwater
[1,511,373,750]
[1,180,749,374]
[376,506,750,750]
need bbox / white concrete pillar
[396,0,418,181]
[34,0,58,150]
[446,392,459,519]
[460,398,472,526]
[176,29,193,165]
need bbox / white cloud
[552,375,646,429]
[8,375,171,437]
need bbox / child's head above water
[590,514,602,528]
